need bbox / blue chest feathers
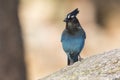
[61,30,85,54]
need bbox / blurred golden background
[18,0,120,80]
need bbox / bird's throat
[66,22,79,34]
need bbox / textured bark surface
[39,49,120,80]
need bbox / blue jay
[61,8,86,65]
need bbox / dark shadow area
[94,0,120,28]
[0,0,26,80]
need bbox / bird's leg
[78,55,83,61]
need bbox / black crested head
[64,8,79,22]
[69,8,79,17]
[64,8,81,33]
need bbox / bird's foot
[78,56,83,61]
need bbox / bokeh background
[18,0,120,80]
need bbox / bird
[61,8,86,65]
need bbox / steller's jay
[61,8,86,65]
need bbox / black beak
[63,18,68,22]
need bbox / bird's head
[64,8,79,23]
[64,8,80,33]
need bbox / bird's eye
[67,14,70,19]
[71,15,74,18]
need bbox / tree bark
[0,0,26,80]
